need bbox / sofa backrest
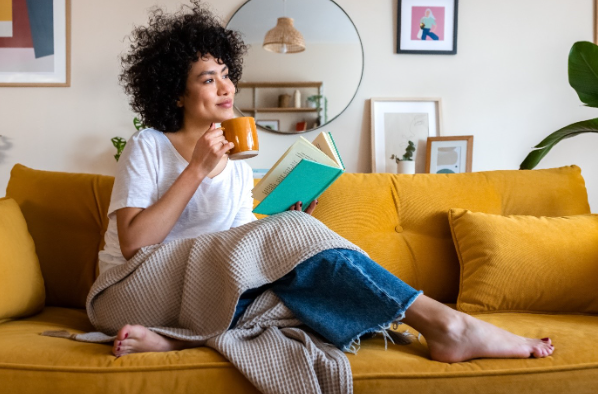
[6,164,113,308]
[6,164,590,308]
[311,166,590,303]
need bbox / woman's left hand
[289,200,318,216]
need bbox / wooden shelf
[238,82,323,89]
[237,82,324,131]
[240,107,319,113]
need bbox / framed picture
[371,97,443,173]
[397,0,458,54]
[425,135,473,174]
[0,0,71,86]
[256,119,279,131]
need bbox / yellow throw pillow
[449,208,598,314]
[0,198,45,320]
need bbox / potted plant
[391,140,416,174]
[520,41,598,169]
[111,117,145,162]
[306,95,328,124]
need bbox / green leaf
[568,41,598,108]
[111,137,126,149]
[519,118,598,169]
[402,140,416,161]
[133,117,145,131]
[111,137,127,162]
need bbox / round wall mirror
[227,0,364,134]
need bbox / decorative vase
[396,160,415,174]
[293,89,301,108]
[278,94,291,108]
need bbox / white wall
[0,0,596,210]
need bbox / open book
[252,131,345,215]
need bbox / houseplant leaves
[520,41,598,169]
[520,118,598,170]
[568,41,598,108]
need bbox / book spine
[328,132,345,170]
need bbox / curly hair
[119,1,247,132]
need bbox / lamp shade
[263,17,305,54]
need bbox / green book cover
[253,159,344,215]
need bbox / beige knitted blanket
[69,212,366,394]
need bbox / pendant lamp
[263,1,305,54]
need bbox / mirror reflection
[227,0,364,134]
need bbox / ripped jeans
[231,248,422,352]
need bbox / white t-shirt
[98,128,256,275]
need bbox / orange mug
[220,117,259,160]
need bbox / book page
[252,137,338,201]
[311,132,344,169]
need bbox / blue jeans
[231,249,422,352]
[422,28,439,40]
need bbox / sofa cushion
[1,307,597,393]
[0,198,45,320]
[5,164,114,308]
[449,209,598,314]
[314,166,591,303]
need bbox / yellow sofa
[1,163,597,394]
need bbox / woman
[420,8,439,41]
[98,2,554,363]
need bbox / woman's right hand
[116,123,234,259]
[189,123,235,176]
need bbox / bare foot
[403,295,554,363]
[424,312,554,363]
[112,324,201,357]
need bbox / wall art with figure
[411,6,445,41]
[397,0,458,54]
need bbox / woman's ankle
[402,295,458,336]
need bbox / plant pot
[396,160,415,174]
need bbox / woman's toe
[116,324,132,341]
